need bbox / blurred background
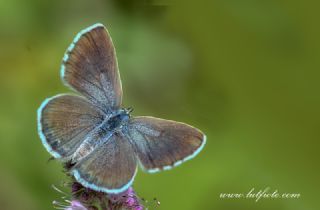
[0,0,319,209]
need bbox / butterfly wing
[37,94,103,159]
[61,24,122,112]
[71,132,137,194]
[127,116,206,173]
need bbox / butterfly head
[119,107,133,122]
[118,108,131,121]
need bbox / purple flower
[122,187,144,210]
[53,181,144,210]
[126,197,135,206]
[65,200,87,210]
[107,187,144,210]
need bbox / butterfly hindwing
[72,132,137,194]
[37,94,103,159]
[61,24,122,111]
[127,116,206,173]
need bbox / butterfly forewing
[37,94,103,159]
[127,116,206,173]
[61,24,122,111]
[72,133,137,194]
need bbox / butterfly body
[38,23,206,194]
[72,109,130,162]
[104,109,130,131]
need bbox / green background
[0,0,319,209]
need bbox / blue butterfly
[37,23,206,194]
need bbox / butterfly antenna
[126,107,134,114]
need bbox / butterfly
[37,23,206,194]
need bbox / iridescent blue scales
[37,23,206,194]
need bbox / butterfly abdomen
[72,141,95,163]
[71,111,130,162]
